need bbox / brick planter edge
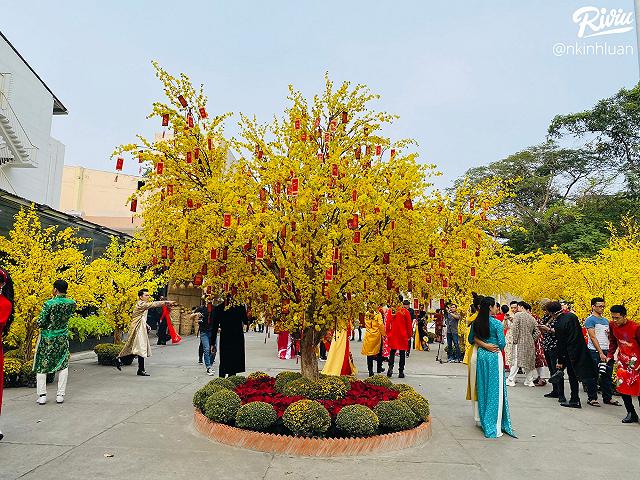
[193,409,432,457]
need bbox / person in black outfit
[217,296,249,378]
[544,301,599,408]
[155,296,170,345]
[539,308,561,399]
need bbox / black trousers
[198,342,204,362]
[621,394,640,414]
[157,320,169,345]
[367,354,383,374]
[319,342,327,359]
[121,354,145,372]
[388,349,406,373]
[544,348,560,394]
[558,360,597,402]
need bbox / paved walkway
[1,332,639,480]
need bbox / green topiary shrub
[204,389,242,424]
[3,357,23,387]
[235,401,278,431]
[363,374,393,388]
[336,404,379,437]
[247,371,271,381]
[274,371,303,393]
[338,375,356,389]
[193,384,226,412]
[390,383,414,393]
[308,377,348,400]
[282,377,315,397]
[374,400,419,432]
[398,391,430,421]
[19,360,36,387]
[94,343,125,366]
[207,377,235,390]
[283,399,331,437]
[227,375,247,386]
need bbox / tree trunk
[300,327,319,380]
[114,329,123,344]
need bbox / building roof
[0,30,68,115]
[0,187,131,241]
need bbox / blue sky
[1,0,637,187]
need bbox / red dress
[0,294,12,414]
[608,320,640,396]
[385,307,412,351]
[160,305,181,344]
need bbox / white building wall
[0,35,65,207]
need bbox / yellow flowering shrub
[282,399,331,437]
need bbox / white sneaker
[56,395,64,404]
[523,381,535,387]
[36,395,47,405]
[506,380,516,387]
[206,368,215,376]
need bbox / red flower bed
[234,377,398,418]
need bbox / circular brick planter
[194,409,432,457]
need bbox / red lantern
[429,245,436,257]
[314,117,321,127]
[413,299,419,310]
[391,148,396,158]
[352,190,357,202]
[210,248,217,260]
[331,164,339,177]
[280,225,287,239]
[161,246,168,259]
[332,263,338,276]
[186,151,192,164]
[353,230,361,244]
[375,145,382,156]
[426,274,432,284]
[168,247,175,260]
[439,299,446,309]
[391,220,396,230]
[187,113,194,128]
[470,198,475,210]
[201,263,208,275]
[130,198,137,212]
[256,244,264,259]
[152,255,158,266]
[475,247,481,257]
[199,106,207,119]
[162,113,169,126]
[257,150,263,160]
[458,214,463,225]
[115,157,124,171]
[291,178,299,196]
[365,145,371,156]
[223,214,231,228]
[325,268,333,282]
[267,241,273,256]
[222,246,228,261]
[341,111,348,124]
[439,260,446,269]
[208,137,213,150]
[177,95,187,107]
[156,162,164,175]
[312,199,319,212]
[442,278,449,289]
[294,118,300,130]
[333,247,340,261]
[220,265,227,274]
[301,131,307,142]
[194,148,200,160]
[192,274,203,287]
[383,253,390,264]
[386,277,394,290]
[317,152,324,162]
[354,147,361,160]
[374,207,381,214]
[187,198,194,209]
[280,267,286,279]
[352,214,359,229]
[461,239,467,249]
[324,132,330,143]
[470,266,477,277]
[404,198,413,210]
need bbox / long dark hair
[1,268,15,336]
[470,292,483,314]
[474,296,495,340]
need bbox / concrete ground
[1,332,639,480]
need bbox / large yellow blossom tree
[0,205,93,360]
[115,65,508,379]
